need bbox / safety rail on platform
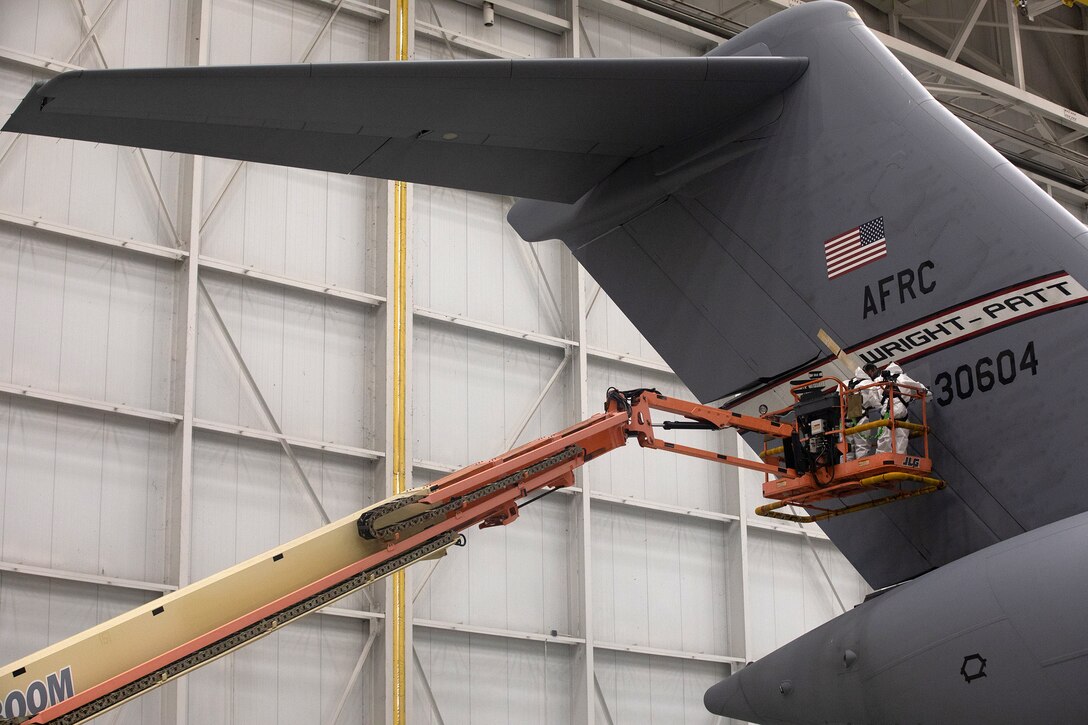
[754,376,943,523]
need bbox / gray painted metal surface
[6,1,1088,722]
[518,0,1088,591]
[705,511,1088,723]
[4,57,806,203]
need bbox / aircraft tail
[509,1,1088,587]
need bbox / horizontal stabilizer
[3,57,807,203]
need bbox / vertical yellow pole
[391,0,410,721]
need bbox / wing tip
[2,76,78,135]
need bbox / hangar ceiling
[623,0,1088,210]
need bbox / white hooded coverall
[846,367,880,460]
[876,363,928,454]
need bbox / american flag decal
[824,217,887,279]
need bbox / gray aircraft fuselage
[705,511,1088,723]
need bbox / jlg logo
[904,457,921,468]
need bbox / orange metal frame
[27,419,633,724]
[756,377,940,520]
[623,390,795,476]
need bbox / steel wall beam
[415,306,574,349]
[594,639,744,664]
[0,554,749,667]
[945,0,988,62]
[586,346,673,374]
[0,561,176,593]
[0,382,181,424]
[416,22,528,57]
[570,225,596,725]
[0,210,187,261]
[167,3,211,720]
[0,379,387,463]
[326,626,379,725]
[0,561,380,622]
[503,349,572,449]
[878,31,1088,133]
[902,15,1088,37]
[449,0,571,33]
[200,256,385,306]
[198,280,333,526]
[192,419,383,460]
[414,618,586,645]
[865,0,1008,78]
[748,517,833,541]
[580,0,721,46]
[1005,0,1026,90]
[0,45,82,73]
[594,674,617,725]
[589,489,741,525]
[734,433,754,661]
[299,0,388,22]
[66,0,120,65]
[411,648,447,725]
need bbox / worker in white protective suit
[876,362,928,454]
[845,363,881,460]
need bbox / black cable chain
[357,446,582,541]
[355,492,428,539]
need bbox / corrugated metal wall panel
[586,362,732,515]
[586,280,666,363]
[427,0,561,58]
[195,278,378,447]
[579,7,705,57]
[0,401,170,582]
[0,573,167,724]
[0,235,175,409]
[0,571,162,676]
[189,435,377,592]
[595,651,725,725]
[415,188,566,338]
[415,629,574,725]
[184,616,369,724]
[591,501,733,656]
[746,529,867,661]
[414,493,574,636]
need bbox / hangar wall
[5,0,1064,723]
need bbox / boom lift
[0,385,941,725]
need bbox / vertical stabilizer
[510,1,1088,586]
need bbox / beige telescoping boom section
[0,385,938,724]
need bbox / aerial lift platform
[0,383,941,724]
[755,375,944,523]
